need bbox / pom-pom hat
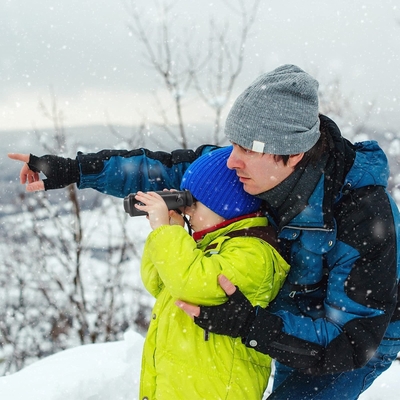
[180,146,261,220]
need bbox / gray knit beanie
[225,64,320,155]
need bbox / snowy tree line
[0,192,152,374]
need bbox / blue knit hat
[180,146,262,219]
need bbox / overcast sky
[1,0,399,132]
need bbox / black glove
[194,287,256,338]
[28,154,80,190]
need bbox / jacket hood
[342,140,390,191]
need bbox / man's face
[227,143,297,195]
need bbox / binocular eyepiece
[124,190,194,217]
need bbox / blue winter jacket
[76,115,400,375]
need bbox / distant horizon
[1,108,399,136]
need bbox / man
[9,65,400,398]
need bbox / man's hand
[8,153,44,192]
[176,275,256,338]
[8,153,79,191]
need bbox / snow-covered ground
[0,330,398,399]
[1,190,399,398]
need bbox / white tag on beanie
[252,140,265,153]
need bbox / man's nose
[227,151,244,170]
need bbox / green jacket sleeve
[141,225,288,307]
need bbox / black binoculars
[124,190,194,217]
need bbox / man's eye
[232,142,257,155]
[241,147,256,155]
[237,145,251,154]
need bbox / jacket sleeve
[76,145,218,198]
[140,225,287,307]
[244,186,399,375]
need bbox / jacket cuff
[245,308,324,370]
[244,308,283,354]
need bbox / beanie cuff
[226,118,320,155]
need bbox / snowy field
[0,329,398,400]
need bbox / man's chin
[242,183,259,196]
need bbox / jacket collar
[192,212,261,241]
[257,115,356,231]
[258,153,328,231]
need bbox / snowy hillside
[0,330,398,400]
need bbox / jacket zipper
[282,225,334,233]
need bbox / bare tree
[0,93,152,375]
[126,0,192,148]
[190,0,261,145]
[125,0,261,148]
[1,0,265,371]
[318,76,377,138]
[318,73,400,199]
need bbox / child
[135,146,289,400]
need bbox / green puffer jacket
[139,216,289,400]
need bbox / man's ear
[288,153,304,168]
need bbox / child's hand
[134,191,170,230]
